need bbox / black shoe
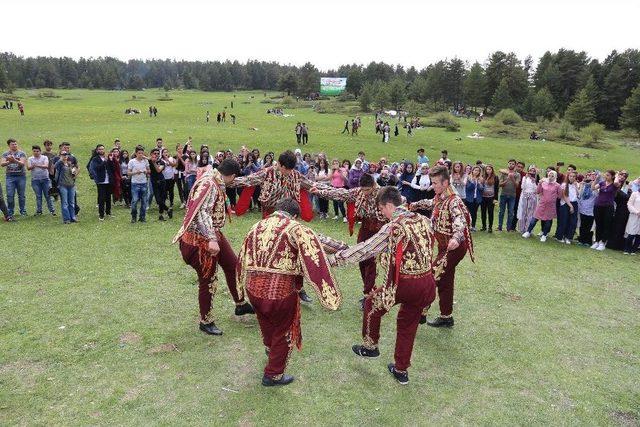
[159,215,166,221]
[131,217,137,224]
[352,344,380,358]
[487,228,493,233]
[388,363,409,385]
[199,322,223,335]
[139,218,146,223]
[168,209,173,219]
[419,315,427,325]
[234,302,255,316]
[262,374,295,387]
[480,227,486,232]
[427,316,454,328]
[299,289,312,303]
[359,297,365,311]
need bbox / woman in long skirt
[517,165,538,234]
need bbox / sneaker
[333,215,339,220]
[167,209,173,219]
[590,242,599,249]
[179,202,185,209]
[131,217,137,224]
[34,212,42,216]
[99,217,105,221]
[387,363,409,385]
[352,344,380,358]
[540,235,547,242]
[139,218,146,223]
[564,239,571,245]
[522,232,531,238]
[470,226,477,232]
[51,212,57,216]
[261,374,294,387]
[596,242,606,251]
[623,252,630,255]
[343,217,348,223]
[159,215,166,221]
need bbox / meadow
[0,89,638,426]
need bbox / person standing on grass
[88,144,115,221]
[315,158,330,219]
[42,140,57,200]
[27,145,55,216]
[450,161,467,200]
[409,166,474,328]
[480,164,498,233]
[237,198,340,387]
[510,161,526,231]
[128,146,150,223]
[522,170,563,242]
[516,165,539,234]
[53,151,78,224]
[183,150,198,197]
[320,187,434,385]
[329,159,347,221]
[294,122,302,144]
[18,103,24,116]
[1,138,28,217]
[497,159,521,232]
[108,148,122,207]
[174,143,187,209]
[577,171,597,246]
[206,111,210,123]
[148,148,171,221]
[591,170,621,251]
[464,165,484,231]
[555,171,579,244]
[160,148,177,209]
[301,123,309,145]
[119,150,131,207]
[623,184,640,254]
[174,159,255,337]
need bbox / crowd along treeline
[1,49,639,129]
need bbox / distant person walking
[295,122,302,144]
[18,103,24,116]
[301,123,309,145]
[341,120,350,134]
[217,112,221,123]
[206,111,210,123]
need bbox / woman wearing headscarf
[623,181,640,254]
[522,170,563,242]
[348,158,365,189]
[398,162,416,203]
[516,165,538,234]
[606,171,630,251]
[577,171,597,246]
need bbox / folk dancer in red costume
[310,173,387,309]
[409,165,474,327]
[172,159,255,336]
[232,150,327,303]
[319,187,435,385]
[237,198,341,386]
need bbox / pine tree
[531,88,556,119]
[491,78,514,111]
[565,89,595,129]
[620,84,640,138]
[464,62,486,110]
[388,78,406,110]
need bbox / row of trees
[1,49,639,129]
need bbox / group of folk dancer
[172,150,474,386]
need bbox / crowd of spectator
[2,138,639,254]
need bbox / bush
[281,96,295,106]
[581,123,606,148]
[554,120,576,141]
[403,100,428,116]
[425,113,460,131]
[337,92,356,102]
[37,90,60,98]
[314,103,338,114]
[494,109,522,125]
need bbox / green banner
[320,77,347,96]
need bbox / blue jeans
[6,174,27,216]
[59,185,76,222]
[31,179,54,213]
[498,194,516,230]
[555,202,578,240]
[131,182,148,220]
[185,175,197,197]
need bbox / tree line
[1,49,639,130]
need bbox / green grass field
[1,89,639,425]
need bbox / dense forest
[1,49,640,130]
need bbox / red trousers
[432,238,468,317]
[179,232,243,323]
[358,218,384,295]
[247,273,302,378]
[362,274,436,372]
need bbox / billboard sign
[320,77,347,96]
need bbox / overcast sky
[5,0,639,70]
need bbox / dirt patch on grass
[0,361,47,388]
[119,332,142,345]
[147,343,179,354]
[610,411,639,426]
[36,288,46,297]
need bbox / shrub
[281,96,295,106]
[581,123,606,148]
[37,90,60,98]
[337,92,356,102]
[425,113,460,131]
[555,120,576,141]
[494,109,522,125]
